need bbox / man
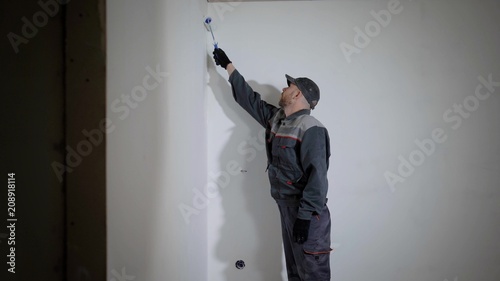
[213,48,332,281]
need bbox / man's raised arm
[212,48,278,128]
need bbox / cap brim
[285,74,295,86]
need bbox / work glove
[213,48,232,69]
[293,218,311,244]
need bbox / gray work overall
[229,69,332,280]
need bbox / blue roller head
[204,16,218,49]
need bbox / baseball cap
[285,74,320,109]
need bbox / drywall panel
[107,0,207,281]
[206,1,500,281]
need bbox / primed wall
[107,0,499,280]
[107,0,207,280]
[206,1,500,281]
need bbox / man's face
[279,83,300,108]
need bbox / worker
[213,48,332,281]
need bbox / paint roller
[204,17,218,49]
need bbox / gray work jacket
[229,69,331,220]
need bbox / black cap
[285,74,320,109]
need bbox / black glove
[213,48,232,69]
[293,218,311,244]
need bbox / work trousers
[278,202,332,281]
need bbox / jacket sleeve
[298,126,331,220]
[228,69,279,128]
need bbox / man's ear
[294,90,302,99]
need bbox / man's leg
[279,204,332,281]
[299,205,332,281]
[279,205,302,281]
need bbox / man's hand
[213,48,232,69]
[293,218,311,244]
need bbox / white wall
[206,1,500,281]
[107,0,207,280]
[106,0,500,280]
